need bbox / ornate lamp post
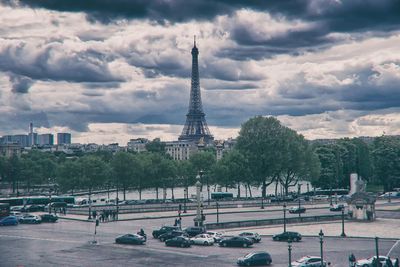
[183,187,187,213]
[288,238,293,267]
[319,229,324,267]
[216,201,219,223]
[341,208,346,237]
[283,203,287,233]
[375,237,380,267]
[298,183,302,218]
[194,170,204,226]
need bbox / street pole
[288,238,292,267]
[216,201,219,223]
[319,229,324,267]
[298,183,302,218]
[283,203,287,233]
[375,237,380,267]
[261,196,264,209]
[48,178,52,214]
[341,208,346,237]
[330,187,333,206]
[88,188,92,220]
[116,186,119,220]
[388,192,391,203]
[183,187,187,213]
[207,176,210,206]
[194,171,203,227]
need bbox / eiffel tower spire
[179,37,213,143]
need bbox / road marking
[0,234,82,244]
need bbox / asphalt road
[1,219,399,267]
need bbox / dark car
[237,252,272,266]
[159,230,188,242]
[152,226,180,238]
[40,214,58,223]
[115,234,146,245]
[19,214,42,224]
[329,204,345,211]
[219,236,253,248]
[21,204,45,212]
[272,231,302,242]
[0,216,18,226]
[238,232,262,243]
[288,207,306,214]
[184,226,206,237]
[165,236,191,248]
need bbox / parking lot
[0,218,399,267]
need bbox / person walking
[393,258,399,267]
[349,253,356,267]
[387,257,394,267]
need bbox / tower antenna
[194,35,196,47]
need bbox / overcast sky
[1,0,400,144]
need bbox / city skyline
[1,1,400,144]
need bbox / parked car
[329,204,345,211]
[206,231,224,242]
[379,192,400,199]
[292,256,329,266]
[19,214,42,224]
[190,234,214,246]
[10,211,23,220]
[239,232,261,243]
[237,251,272,266]
[115,234,146,245]
[10,206,24,212]
[40,214,58,223]
[219,236,253,248]
[0,216,18,226]
[158,230,188,242]
[272,231,302,242]
[184,226,206,237]
[165,236,191,248]
[289,207,306,214]
[312,195,329,201]
[356,255,395,267]
[152,226,180,238]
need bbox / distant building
[0,143,21,157]
[127,138,149,153]
[13,134,29,147]
[39,134,54,146]
[57,133,71,145]
[28,132,38,146]
[165,140,197,160]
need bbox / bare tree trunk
[139,187,142,200]
[171,186,175,200]
[237,182,241,198]
[123,186,126,201]
[247,183,252,198]
[156,187,159,200]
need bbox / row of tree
[0,116,399,198]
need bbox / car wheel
[243,243,248,248]
[293,237,299,242]
[275,237,280,241]
[181,243,185,248]
[160,237,165,242]
[204,241,208,246]
[222,242,227,247]
[267,260,271,265]
[362,265,368,267]
[246,262,251,266]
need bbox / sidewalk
[224,218,400,239]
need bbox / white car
[190,234,214,246]
[356,256,395,267]
[292,256,328,267]
[206,231,224,242]
[10,211,23,220]
[238,232,261,243]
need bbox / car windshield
[244,253,256,259]
[297,257,311,263]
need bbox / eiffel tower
[179,37,214,143]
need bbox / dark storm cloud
[9,74,34,94]
[0,41,124,84]
[0,111,50,133]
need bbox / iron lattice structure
[179,40,214,143]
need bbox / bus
[211,192,234,200]
[301,189,349,197]
[0,196,75,207]
[0,203,10,218]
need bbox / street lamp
[298,183,302,218]
[375,237,380,267]
[341,208,346,237]
[194,170,204,227]
[283,203,287,233]
[183,187,187,213]
[216,201,219,223]
[319,229,324,267]
[330,187,333,206]
[288,238,293,267]
[48,178,52,214]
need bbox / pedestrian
[178,217,182,229]
[174,218,177,226]
[349,253,356,267]
[387,257,394,267]
[394,258,399,267]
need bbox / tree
[56,159,81,194]
[111,152,142,201]
[78,156,108,197]
[236,116,289,197]
[372,136,400,191]
[145,138,166,154]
